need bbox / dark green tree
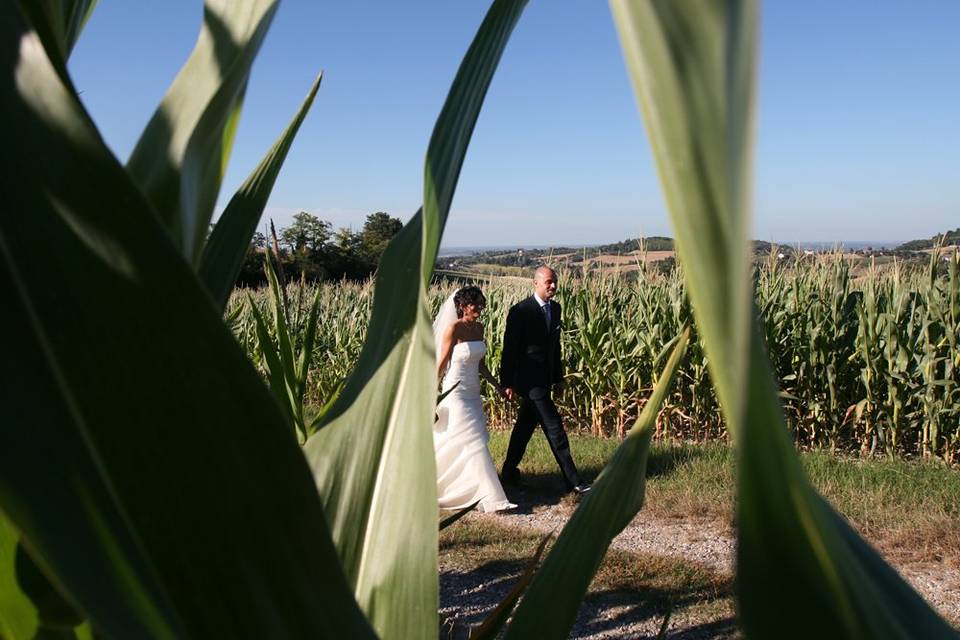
[358,212,403,267]
[280,211,331,254]
[326,226,364,280]
[237,232,269,288]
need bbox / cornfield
[234,249,960,462]
[9,0,957,636]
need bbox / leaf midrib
[353,302,424,599]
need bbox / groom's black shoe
[572,483,592,495]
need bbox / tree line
[237,211,403,286]
[898,228,960,251]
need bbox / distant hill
[585,237,791,256]
[897,228,960,251]
[438,236,796,270]
[589,236,674,254]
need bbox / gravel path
[440,495,960,639]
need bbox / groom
[499,266,590,494]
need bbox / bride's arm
[437,324,456,382]
[479,359,505,397]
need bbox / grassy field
[439,432,960,635]
[482,432,960,562]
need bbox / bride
[433,286,517,513]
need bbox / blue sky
[69,1,958,248]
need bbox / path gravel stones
[440,495,960,639]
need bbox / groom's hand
[504,387,515,401]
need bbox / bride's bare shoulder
[443,322,459,339]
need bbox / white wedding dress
[434,340,516,513]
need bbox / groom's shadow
[502,444,712,512]
[501,471,576,511]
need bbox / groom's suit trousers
[503,386,581,489]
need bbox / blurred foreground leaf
[17,0,97,76]
[304,1,528,638]
[1,3,374,636]
[611,0,958,637]
[127,0,277,259]
[0,514,37,640]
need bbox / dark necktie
[541,303,551,330]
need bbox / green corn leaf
[247,292,297,433]
[200,73,322,311]
[264,248,299,384]
[14,542,85,631]
[1,513,38,640]
[469,532,552,640]
[611,1,957,637]
[298,286,324,397]
[263,250,303,436]
[304,212,437,639]
[177,11,278,265]
[610,0,754,419]
[0,5,374,637]
[304,2,527,638]
[127,0,277,258]
[438,500,479,532]
[1,223,181,638]
[17,0,97,75]
[436,379,462,411]
[504,329,688,639]
[736,321,957,637]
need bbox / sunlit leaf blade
[178,10,278,265]
[126,0,277,258]
[610,0,753,421]
[421,0,529,284]
[469,532,551,640]
[504,330,688,639]
[736,323,958,637]
[611,1,957,637]
[1,7,373,637]
[303,2,527,637]
[1,513,38,640]
[305,212,438,639]
[200,73,322,311]
[16,0,97,73]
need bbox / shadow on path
[500,444,720,512]
[439,555,736,639]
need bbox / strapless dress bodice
[442,340,485,394]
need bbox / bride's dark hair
[454,285,486,318]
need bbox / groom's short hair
[534,265,556,280]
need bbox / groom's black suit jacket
[499,295,563,394]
